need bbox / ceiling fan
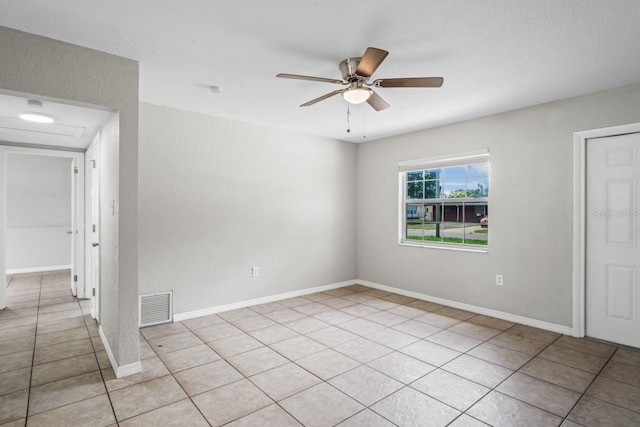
[277,47,444,111]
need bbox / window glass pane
[406,204,422,219]
[406,203,423,241]
[442,203,464,223]
[463,203,486,224]
[407,181,424,199]
[424,180,440,198]
[440,222,465,244]
[466,163,488,176]
[442,182,469,198]
[422,204,435,222]
[464,203,488,245]
[407,171,423,181]
[443,166,466,180]
[407,223,433,241]
[466,175,489,197]
[463,224,488,245]
[406,221,425,241]
[422,222,443,243]
[424,168,441,180]
[423,203,442,222]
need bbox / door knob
[67,231,72,234]
[92,243,99,247]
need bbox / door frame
[572,122,640,338]
[0,144,85,309]
[86,135,101,321]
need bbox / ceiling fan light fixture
[19,112,55,124]
[342,87,372,105]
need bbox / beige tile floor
[1,272,640,426]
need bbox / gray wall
[0,26,139,367]
[139,103,357,313]
[357,83,640,327]
[7,154,72,270]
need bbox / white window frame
[398,149,490,253]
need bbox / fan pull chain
[362,105,366,139]
[346,104,351,133]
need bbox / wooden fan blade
[300,90,345,107]
[356,47,389,77]
[277,73,345,85]
[367,90,390,111]
[373,77,444,88]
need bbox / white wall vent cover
[139,291,173,327]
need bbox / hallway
[0,270,112,426]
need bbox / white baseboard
[357,279,576,336]
[99,325,142,378]
[7,265,71,275]
[173,277,575,337]
[173,279,358,322]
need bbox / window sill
[399,240,489,254]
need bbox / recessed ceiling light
[19,113,55,124]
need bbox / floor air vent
[139,291,173,327]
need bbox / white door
[586,132,640,348]
[90,140,100,320]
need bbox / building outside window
[399,150,489,249]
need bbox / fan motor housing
[339,57,364,82]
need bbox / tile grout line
[367,321,528,424]
[559,346,620,424]
[436,323,638,423]
[23,271,44,427]
[185,314,344,426]
[580,390,640,416]
[140,330,215,426]
[514,335,640,420]
[324,288,460,426]
[218,287,404,426]
[157,291,387,425]
[86,312,120,426]
[235,290,455,425]
[461,333,567,423]
[454,324,611,422]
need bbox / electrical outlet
[252,267,259,277]
[496,274,504,286]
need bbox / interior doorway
[0,91,111,312]
[0,146,85,309]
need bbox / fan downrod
[339,57,365,82]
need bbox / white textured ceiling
[1,0,639,143]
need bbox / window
[399,150,489,249]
